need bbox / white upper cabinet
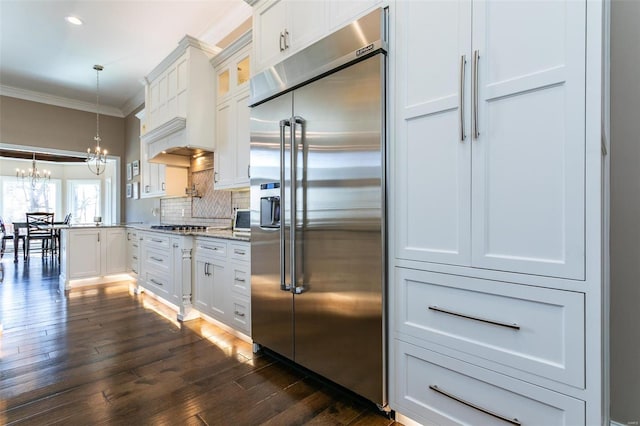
[253,0,326,74]
[213,34,252,190]
[142,36,218,159]
[395,0,586,280]
[251,0,380,75]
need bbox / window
[67,180,101,224]
[0,176,61,223]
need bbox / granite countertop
[126,224,250,242]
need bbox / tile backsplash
[161,188,250,227]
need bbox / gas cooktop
[150,224,208,232]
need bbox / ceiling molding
[0,85,125,118]
[243,0,260,6]
[121,88,145,118]
[211,30,252,68]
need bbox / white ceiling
[0,0,252,117]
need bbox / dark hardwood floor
[0,256,400,425]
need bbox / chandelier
[86,64,108,175]
[16,153,51,190]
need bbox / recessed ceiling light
[65,16,83,26]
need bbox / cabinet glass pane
[218,70,230,97]
[237,56,250,86]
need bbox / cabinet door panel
[471,1,585,279]
[234,91,251,187]
[210,260,227,318]
[104,229,126,275]
[287,1,326,51]
[395,0,471,266]
[68,231,101,279]
[194,259,211,313]
[215,101,234,188]
[254,0,287,73]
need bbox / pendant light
[16,152,51,189]
[86,64,108,175]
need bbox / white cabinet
[252,0,326,74]
[193,237,251,336]
[126,229,140,280]
[213,34,252,189]
[391,1,606,425]
[137,109,188,198]
[138,231,194,320]
[395,0,585,279]
[142,35,217,149]
[251,0,384,75]
[59,227,127,290]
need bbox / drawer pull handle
[202,246,219,251]
[132,255,138,260]
[131,268,138,274]
[132,244,138,248]
[149,278,163,287]
[151,238,163,243]
[429,385,520,425]
[150,256,164,262]
[428,306,520,330]
[234,249,246,255]
[235,278,246,283]
[234,310,245,318]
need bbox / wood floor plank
[0,259,402,425]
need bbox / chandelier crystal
[86,64,108,175]
[16,153,51,190]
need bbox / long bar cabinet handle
[428,305,520,330]
[472,50,480,139]
[459,54,467,141]
[279,119,291,292]
[279,32,285,52]
[429,385,521,425]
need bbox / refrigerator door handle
[279,119,291,292]
[290,116,306,294]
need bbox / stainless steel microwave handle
[279,119,291,292]
[290,116,305,294]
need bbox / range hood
[141,117,212,167]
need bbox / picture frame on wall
[132,182,139,199]
[132,160,140,177]
[126,183,132,198]
[126,163,132,181]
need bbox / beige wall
[0,95,125,158]
[611,1,640,423]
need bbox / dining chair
[1,217,25,259]
[25,212,55,260]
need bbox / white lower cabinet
[59,227,127,290]
[395,268,585,389]
[138,231,194,320]
[194,237,251,336]
[126,229,140,279]
[395,341,585,426]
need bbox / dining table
[12,221,69,263]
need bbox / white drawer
[144,271,170,298]
[231,264,250,297]
[130,260,139,276]
[195,238,227,258]
[395,341,584,426]
[143,232,170,249]
[229,242,250,262]
[396,268,584,388]
[143,248,170,273]
[231,295,251,335]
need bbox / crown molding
[121,87,145,118]
[243,0,260,6]
[145,35,221,83]
[0,84,124,117]
[211,30,252,68]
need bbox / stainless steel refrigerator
[249,8,387,408]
